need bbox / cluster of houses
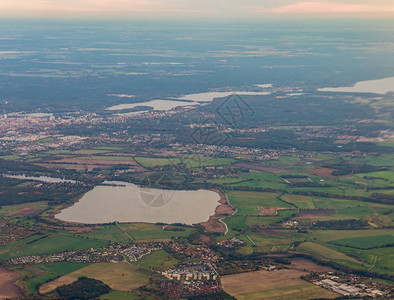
[0,218,39,247]
[171,142,281,160]
[168,243,219,261]
[217,237,245,248]
[107,243,163,262]
[159,278,221,299]
[161,263,218,282]
[7,249,123,265]
[283,220,299,227]
[7,243,163,265]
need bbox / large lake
[318,76,394,94]
[106,88,271,112]
[55,181,220,225]
[107,99,195,111]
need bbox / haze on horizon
[1,0,394,19]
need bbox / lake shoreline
[200,189,236,234]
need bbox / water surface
[107,99,195,111]
[3,174,76,183]
[25,113,53,118]
[56,181,220,225]
[318,77,394,94]
[106,88,272,112]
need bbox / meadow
[83,223,195,243]
[132,249,178,270]
[0,201,48,216]
[329,234,394,249]
[296,242,366,268]
[0,234,106,260]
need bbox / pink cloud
[1,0,394,18]
[0,0,166,13]
[271,1,394,14]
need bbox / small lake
[25,113,53,118]
[55,181,220,225]
[3,174,77,184]
[318,76,394,94]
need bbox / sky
[1,0,394,19]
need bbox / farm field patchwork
[0,201,48,216]
[81,224,195,243]
[0,19,393,300]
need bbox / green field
[92,146,125,151]
[134,156,181,167]
[208,171,290,190]
[357,171,394,182]
[308,230,394,271]
[0,234,106,259]
[246,172,284,182]
[244,232,295,253]
[281,195,315,209]
[90,155,134,161]
[313,229,394,242]
[226,191,292,215]
[135,156,236,168]
[246,210,296,227]
[132,249,178,270]
[222,190,298,234]
[23,262,89,293]
[0,201,48,216]
[73,149,111,155]
[297,242,366,267]
[330,234,394,249]
[325,243,394,274]
[83,223,195,242]
[223,215,249,234]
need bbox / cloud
[270,1,394,14]
[1,0,394,18]
[0,0,169,13]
